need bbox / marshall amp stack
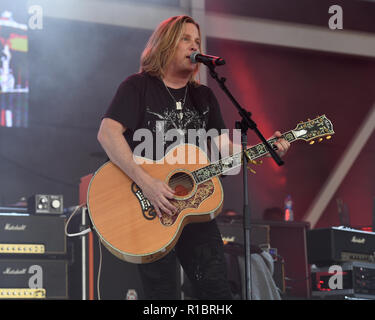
[307,227,375,299]
[0,198,69,299]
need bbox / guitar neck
[245,130,296,161]
[192,130,297,184]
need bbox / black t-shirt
[104,72,226,160]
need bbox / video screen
[0,3,28,128]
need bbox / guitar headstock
[293,115,334,144]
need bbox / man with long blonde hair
[140,15,201,84]
[98,15,290,299]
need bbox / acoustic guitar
[87,115,334,263]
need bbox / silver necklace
[162,81,188,111]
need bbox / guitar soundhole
[168,172,195,197]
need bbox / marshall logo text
[4,223,27,231]
[351,236,366,244]
[3,268,27,275]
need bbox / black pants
[137,219,233,300]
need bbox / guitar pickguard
[160,180,215,226]
[131,180,215,226]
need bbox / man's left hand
[271,131,290,158]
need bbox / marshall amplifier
[307,227,375,266]
[0,214,66,256]
[217,220,270,247]
[0,259,68,299]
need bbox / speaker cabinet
[263,220,311,299]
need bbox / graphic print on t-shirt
[145,105,209,146]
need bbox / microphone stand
[206,63,284,300]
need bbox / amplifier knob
[51,199,61,209]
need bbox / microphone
[190,52,226,66]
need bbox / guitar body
[87,144,224,264]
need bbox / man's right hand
[139,176,177,218]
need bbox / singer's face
[170,23,201,75]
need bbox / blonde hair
[140,15,201,84]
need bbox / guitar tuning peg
[247,165,257,174]
[326,136,332,140]
[251,160,263,165]
[309,140,315,145]
[318,138,323,142]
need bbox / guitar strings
[168,177,194,188]
[165,147,271,187]
[155,138,282,189]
